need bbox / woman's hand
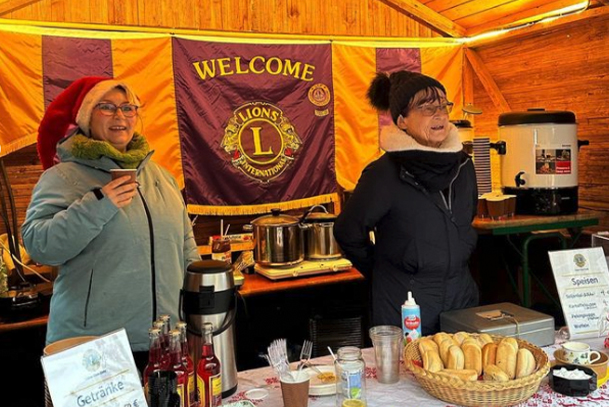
[101,176,138,208]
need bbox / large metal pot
[247,209,304,266]
[301,205,342,260]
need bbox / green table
[473,212,599,308]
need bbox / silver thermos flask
[181,260,238,397]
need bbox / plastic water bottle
[401,291,421,345]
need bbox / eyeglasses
[415,102,454,117]
[95,103,139,117]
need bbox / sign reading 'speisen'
[221,102,302,183]
[172,37,337,215]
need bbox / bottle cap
[404,291,417,306]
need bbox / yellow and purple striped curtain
[0,23,464,213]
[332,41,464,191]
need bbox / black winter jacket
[334,124,479,335]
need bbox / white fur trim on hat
[75,80,140,136]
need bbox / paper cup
[110,169,137,183]
[280,371,310,407]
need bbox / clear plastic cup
[369,325,402,384]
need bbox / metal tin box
[440,302,555,347]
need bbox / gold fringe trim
[187,193,340,216]
[0,134,37,158]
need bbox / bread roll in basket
[404,333,550,407]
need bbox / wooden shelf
[238,267,364,297]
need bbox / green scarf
[70,133,150,169]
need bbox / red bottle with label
[143,328,163,401]
[177,321,196,407]
[168,329,189,407]
[196,322,222,407]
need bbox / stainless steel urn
[181,260,238,397]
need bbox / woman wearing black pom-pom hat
[334,70,479,336]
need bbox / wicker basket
[404,334,550,407]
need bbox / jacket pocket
[83,269,94,327]
[402,239,449,276]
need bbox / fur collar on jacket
[379,123,462,153]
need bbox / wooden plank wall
[470,13,609,230]
[4,0,438,38]
[0,0,434,245]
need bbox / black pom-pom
[367,72,391,111]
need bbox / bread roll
[433,332,453,347]
[483,364,510,382]
[482,342,498,369]
[501,337,519,353]
[462,338,480,349]
[496,342,517,379]
[453,332,470,345]
[515,348,536,378]
[436,368,478,382]
[462,342,482,376]
[418,338,439,355]
[447,345,465,370]
[478,333,494,346]
[439,338,456,366]
[422,350,444,372]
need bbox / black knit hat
[367,71,446,124]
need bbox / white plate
[304,365,337,396]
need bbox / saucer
[303,365,336,396]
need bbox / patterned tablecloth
[226,335,609,407]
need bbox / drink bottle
[196,322,222,407]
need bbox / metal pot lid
[302,211,337,222]
[187,260,232,274]
[451,119,473,129]
[498,108,576,126]
[251,208,299,226]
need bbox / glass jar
[335,346,366,407]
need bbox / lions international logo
[308,83,331,107]
[82,349,104,372]
[574,253,587,268]
[221,102,302,183]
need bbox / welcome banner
[0,23,463,215]
[172,37,336,214]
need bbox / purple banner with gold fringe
[172,38,337,215]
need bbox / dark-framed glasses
[416,102,454,117]
[95,103,139,117]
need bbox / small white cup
[562,341,601,365]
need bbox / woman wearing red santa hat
[22,77,201,371]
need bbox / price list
[549,247,609,340]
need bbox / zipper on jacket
[439,158,470,212]
[138,188,157,322]
[83,269,94,327]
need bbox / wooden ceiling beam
[379,0,466,37]
[466,0,585,37]
[597,0,609,5]
[468,5,609,47]
[0,0,42,16]
[464,48,511,113]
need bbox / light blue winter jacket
[22,134,200,351]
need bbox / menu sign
[549,248,609,340]
[42,329,145,407]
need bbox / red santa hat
[37,76,140,170]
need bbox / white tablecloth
[226,336,609,407]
